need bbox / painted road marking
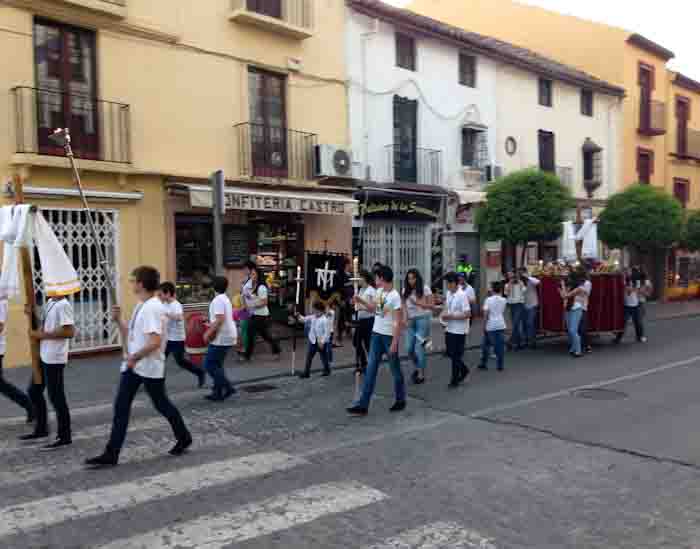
[366,522,497,548]
[96,481,387,549]
[0,450,306,538]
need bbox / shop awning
[181,184,357,217]
[455,190,487,205]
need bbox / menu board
[223,226,249,267]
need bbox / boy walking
[85,266,191,467]
[347,265,405,416]
[21,295,75,450]
[479,281,507,371]
[203,276,238,401]
[159,282,205,387]
[442,272,471,388]
[297,301,331,379]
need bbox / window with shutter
[459,54,477,87]
[637,148,654,184]
[393,95,418,182]
[538,130,555,172]
[396,33,416,71]
[581,89,594,117]
[676,96,690,157]
[538,78,553,107]
[674,179,689,208]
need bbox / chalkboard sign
[223,226,249,266]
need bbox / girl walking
[243,268,281,361]
[402,269,433,385]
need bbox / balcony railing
[638,99,666,136]
[229,0,314,39]
[385,145,443,186]
[11,86,131,164]
[235,122,317,181]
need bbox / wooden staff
[13,174,42,385]
[292,266,303,376]
[350,257,364,402]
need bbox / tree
[684,210,700,252]
[475,168,575,264]
[598,185,683,251]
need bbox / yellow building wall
[667,75,700,210]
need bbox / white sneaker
[640,337,648,343]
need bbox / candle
[353,257,359,277]
[295,266,301,306]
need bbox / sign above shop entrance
[357,197,440,221]
[184,185,356,217]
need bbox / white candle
[353,257,359,277]
[295,266,301,306]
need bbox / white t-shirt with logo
[209,293,238,347]
[358,286,377,320]
[41,298,75,365]
[405,286,432,319]
[162,300,186,342]
[484,295,508,332]
[372,288,402,336]
[445,288,470,335]
[126,297,166,379]
[248,284,270,317]
[0,299,8,356]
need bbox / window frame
[676,95,691,157]
[538,78,553,107]
[673,178,690,209]
[636,147,654,184]
[395,32,416,72]
[538,130,556,172]
[459,53,477,88]
[581,89,594,117]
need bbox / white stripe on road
[0,431,247,487]
[96,481,387,549]
[0,451,306,538]
[366,522,496,548]
[470,354,700,418]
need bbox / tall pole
[211,170,225,277]
[13,175,42,385]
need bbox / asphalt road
[2,314,700,548]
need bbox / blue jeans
[356,333,406,410]
[480,330,505,370]
[524,306,539,345]
[567,308,583,355]
[405,315,430,371]
[203,345,232,395]
[304,341,330,376]
[509,303,526,348]
[326,334,334,365]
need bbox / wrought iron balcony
[385,144,443,186]
[638,99,666,136]
[229,0,314,39]
[11,87,131,164]
[235,122,317,181]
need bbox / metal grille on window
[361,223,427,291]
[32,208,120,352]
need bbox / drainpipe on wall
[361,18,379,181]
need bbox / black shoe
[298,372,311,379]
[25,407,35,424]
[40,438,72,451]
[321,369,332,377]
[346,405,368,416]
[477,364,488,371]
[410,370,419,384]
[221,386,236,401]
[85,452,118,468]
[205,393,223,402]
[197,371,206,388]
[497,367,505,372]
[458,366,470,383]
[585,347,593,354]
[169,435,193,456]
[414,375,425,385]
[19,431,49,441]
[448,381,460,388]
[389,401,406,412]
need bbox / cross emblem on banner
[315,261,336,292]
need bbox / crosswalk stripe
[0,450,306,538]
[95,481,387,549]
[365,522,497,548]
[0,431,247,487]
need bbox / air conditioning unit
[314,144,354,178]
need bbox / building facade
[346,0,623,296]
[1,0,354,365]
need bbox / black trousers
[165,341,201,379]
[0,356,31,413]
[578,310,590,350]
[303,342,330,376]
[29,362,71,440]
[353,318,374,371]
[106,369,190,457]
[619,305,644,341]
[446,332,467,383]
[245,315,280,359]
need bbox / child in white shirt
[297,301,331,379]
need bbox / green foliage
[598,185,683,251]
[475,168,575,246]
[685,210,700,252]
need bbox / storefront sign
[357,198,440,221]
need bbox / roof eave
[626,33,675,61]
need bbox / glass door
[249,68,287,178]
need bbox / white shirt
[372,288,402,336]
[126,297,166,379]
[40,298,75,365]
[0,299,8,356]
[506,281,526,304]
[302,314,329,346]
[524,277,541,309]
[405,286,432,319]
[326,308,335,334]
[358,286,377,320]
[484,295,507,331]
[209,293,238,347]
[581,280,592,311]
[248,284,270,317]
[639,280,652,303]
[445,288,470,335]
[463,284,477,304]
[162,300,186,342]
[625,285,640,307]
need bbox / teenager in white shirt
[479,281,508,371]
[520,267,541,349]
[560,274,587,358]
[159,282,205,388]
[615,268,647,344]
[203,276,238,401]
[442,272,471,388]
[243,268,280,360]
[348,265,406,416]
[21,295,75,450]
[505,270,527,351]
[0,298,33,422]
[353,270,376,373]
[402,268,432,385]
[578,271,593,354]
[297,301,331,379]
[86,266,191,467]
